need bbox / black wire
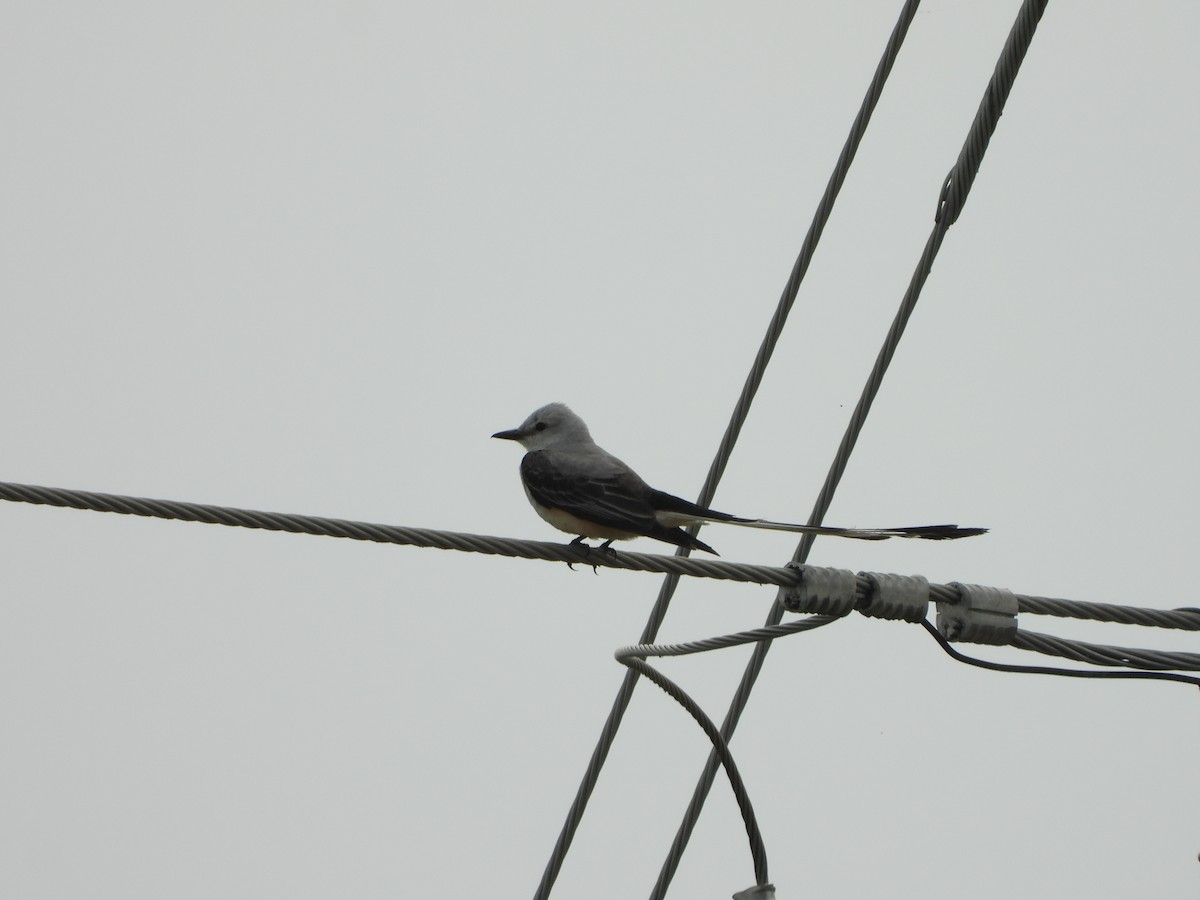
[617,657,769,888]
[920,620,1200,691]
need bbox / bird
[492,403,986,555]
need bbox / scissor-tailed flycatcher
[493,403,986,555]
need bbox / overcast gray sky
[3,1,1198,898]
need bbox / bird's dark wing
[520,448,660,535]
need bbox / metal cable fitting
[938,582,1019,645]
[858,571,930,622]
[782,564,859,616]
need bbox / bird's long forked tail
[719,518,987,540]
[643,490,986,542]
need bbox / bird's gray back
[519,443,658,531]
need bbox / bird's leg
[597,539,619,557]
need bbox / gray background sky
[3,1,1198,897]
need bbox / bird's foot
[567,535,601,574]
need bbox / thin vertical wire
[531,3,926,897]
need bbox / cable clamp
[782,564,857,616]
[858,571,929,622]
[937,582,1018,645]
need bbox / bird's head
[492,402,592,451]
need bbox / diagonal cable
[530,3,926,897]
[649,1,1051,896]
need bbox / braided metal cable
[691,0,924,511]
[928,582,961,605]
[922,620,1200,689]
[532,3,926,896]
[652,2,1052,895]
[936,0,1050,225]
[0,481,803,586]
[615,615,841,662]
[6,479,1197,642]
[1018,595,1200,631]
[1012,630,1200,672]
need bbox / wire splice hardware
[782,564,858,616]
[859,571,930,622]
[938,582,1019,645]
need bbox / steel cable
[651,2,1051,895]
[4,480,1195,644]
[0,480,802,586]
[922,620,1200,689]
[1012,630,1200,671]
[1018,595,1200,631]
[531,4,928,897]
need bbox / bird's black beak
[492,428,524,441]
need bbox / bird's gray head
[492,402,593,451]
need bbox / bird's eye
[535,422,547,432]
